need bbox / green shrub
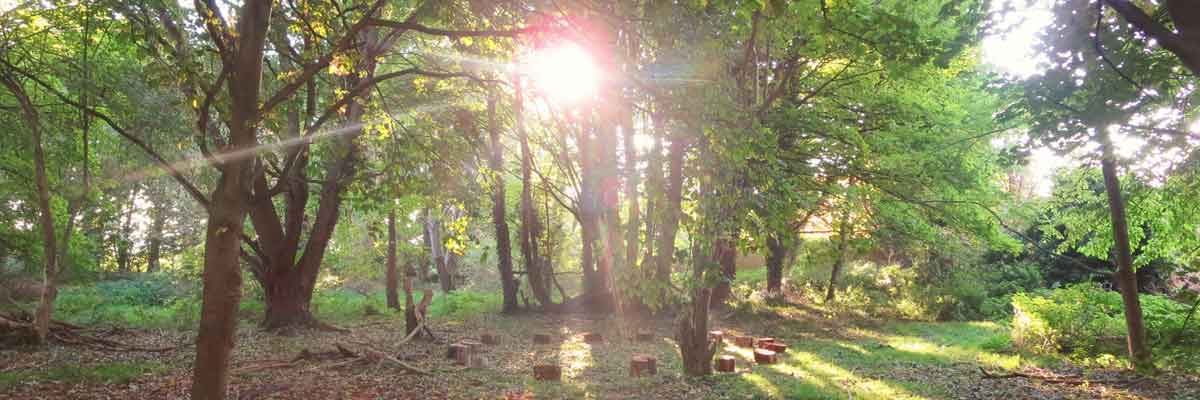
[1011,283,1193,357]
[427,290,499,319]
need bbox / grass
[0,361,165,390]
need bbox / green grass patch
[0,361,165,389]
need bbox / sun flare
[523,42,599,103]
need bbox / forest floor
[3,296,1200,400]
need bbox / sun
[523,42,599,103]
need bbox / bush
[427,291,499,319]
[1011,283,1194,357]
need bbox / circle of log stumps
[629,354,657,377]
[447,340,485,367]
[753,348,778,365]
[715,355,737,373]
[533,364,562,381]
[582,332,603,344]
[533,333,552,344]
[734,335,754,348]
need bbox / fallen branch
[334,342,430,375]
[978,367,1142,386]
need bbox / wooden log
[755,337,776,349]
[708,330,724,343]
[635,331,654,342]
[452,344,472,366]
[734,335,754,348]
[481,333,499,345]
[533,333,552,344]
[533,364,561,381]
[629,354,658,377]
[765,342,788,354]
[582,332,603,344]
[447,343,468,360]
[715,355,736,372]
[461,339,484,353]
[753,348,777,365]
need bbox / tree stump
[582,332,603,344]
[734,335,754,348]
[452,344,472,366]
[635,331,654,342]
[629,354,658,377]
[533,364,561,381]
[481,333,499,345]
[765,342,788,354]
[708,330,724,343]
[753,348,777,365]
[755,337,776,349]
[533,333,551,344]
[715,355,736,372]
[447,343,469,360]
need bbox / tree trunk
[419,208,432,282]
[710,236,737,307]
[577,119,609,309]
[1098,131,1153,372]
[116,187,137,273]
[146,188,165,273]
[2,71,59,345]
[654,130,686,283]
[191,1,272,398]
[386,209,400,310]
[487,93,518,313]
[639,112,665,275]
[514,80,550,307]
[403,263,418,335]
[825,208,852,302]
[427,212,453,292]
[765,235,786,294]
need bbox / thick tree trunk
[710,237,737,307]
[146,189,165,273]
[825,209,852,302]
[1099,132,1153,371]
[420,208,432,282]
[191,2,272,398]
[577,119,609,309]
[386,209,400,310]
[765,235,786,294]
[488,93,518,313]
[514,80,550,307]
[403,263,418,335]
[427,212,453,292]
[261,272,314,329]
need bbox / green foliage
[427,290,500,320]
[1012,284,1196,367]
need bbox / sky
[980,0,1068,197]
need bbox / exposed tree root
[1,312,173,352]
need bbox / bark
[427,212,452,292]
[403,263,418,335]
[825,209,852,302]
[1104,0,1200,77]
[621,39,641,279]
[487,93,518,313]
[654,129,686,282]
[577,119,608,306]
[386,209,400,310]
[765,235,786,294]
[515,80,550,307]
[1,72,59,345]
[710,236,737,307]
[146,188,165,273]
[639,111,666,275]
[116,187,138,273]
[1098,131,1153,372]
[419,208,432,282]
[191,1,272,398]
